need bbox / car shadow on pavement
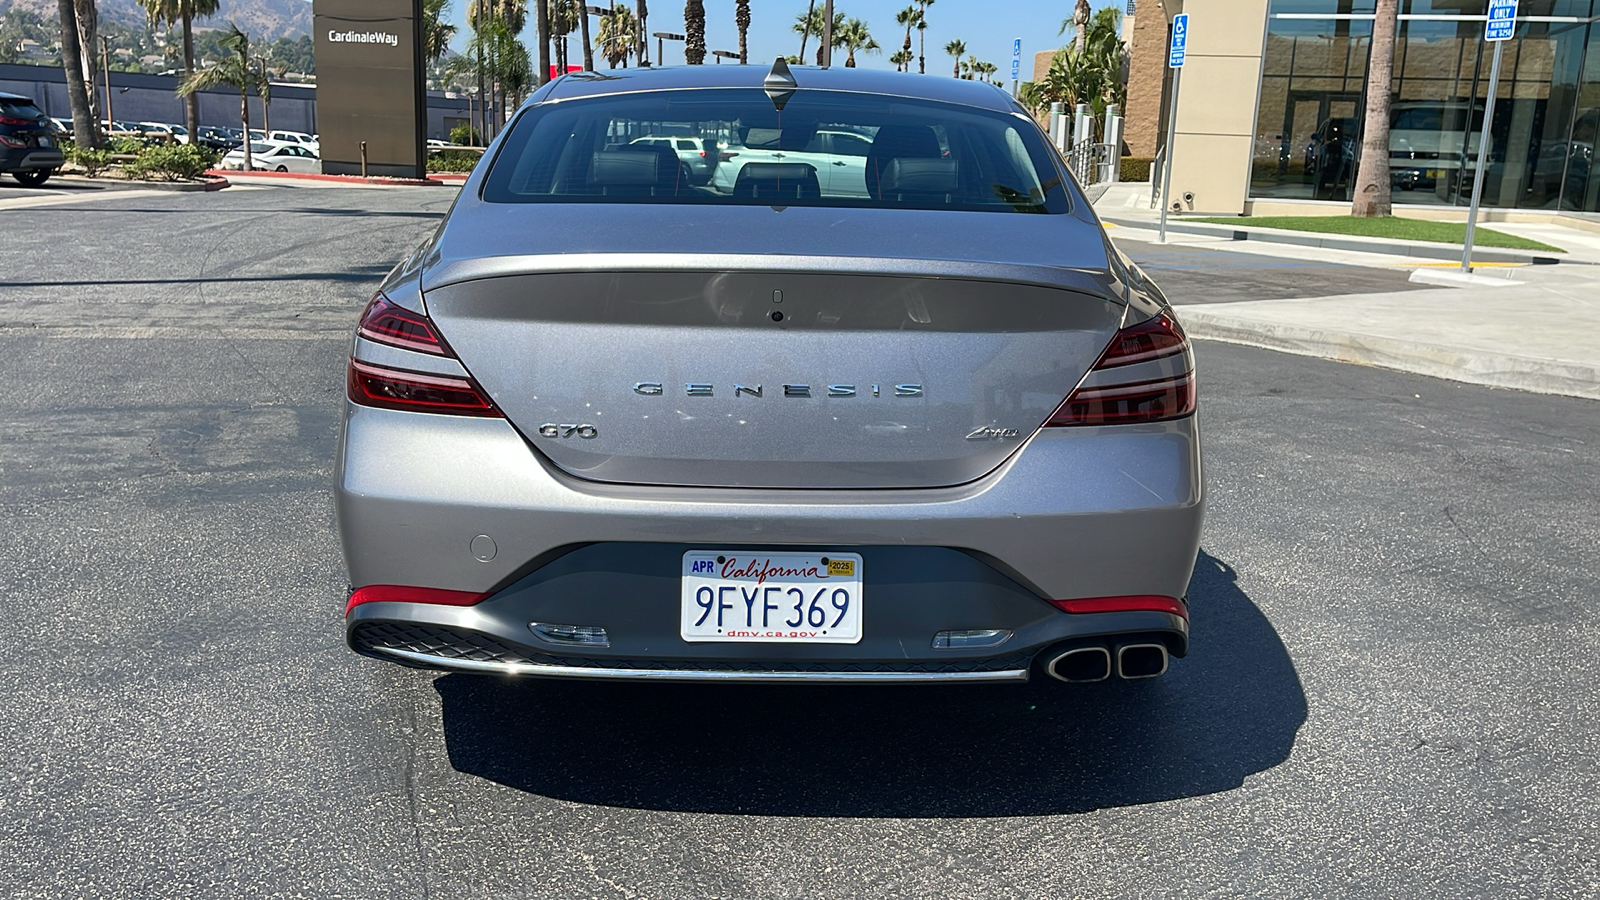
[436,550,1306,817]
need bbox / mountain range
[1,0,312,43]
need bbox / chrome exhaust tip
[1045,645,1112,683]
[1116,642,1169,679]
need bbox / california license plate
[681,551,863,643]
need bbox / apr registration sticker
[680,551,864,644]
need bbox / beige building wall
[1124,1,1173,158]
[1161,0,1269,215]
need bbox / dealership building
[1120,0,1600,225]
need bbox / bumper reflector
[345,584,490,616]
[931,629,1012,650]
[1048,595,1188,619]
[529,623,611,647]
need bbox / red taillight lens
[347,359,502,417]
[1045,313,1196,427]
[1048,595,1188,619]
[346,584,489,615]
[0,115,34,126]
[0,134,27,148]
[1096,313,1189,367]
[357,294,448,355]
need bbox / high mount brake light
[357,294,449,355]
[1045,313,1196,427]
[347,360,502,417]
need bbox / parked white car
[137,122,189,144]
[268,129,319,154]
[220,141,321,173]
[710,127,875,197]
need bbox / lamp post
[711,50,738,64]
[254,55,270,136]
[652,31,685,65]
[100,36,113,129]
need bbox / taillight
[1045,313,1195,427]
[357,294,448,355]
[345,584,489,615]
[1048,595,1188,618]
[0,134,27,148]
[0,115,33,126]
[347,360,501,417]
[719,151,738,160]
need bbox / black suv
[0,92,64,186]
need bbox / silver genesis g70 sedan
[338,62,1203,685]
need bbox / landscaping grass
[1188,215,1565,253]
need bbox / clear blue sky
[445,1,1127,75]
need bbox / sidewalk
[1093,182,1600,400]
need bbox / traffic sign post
[1011,38,1022,98]
[1463,0,1516,271]
[1158,14,1188,244]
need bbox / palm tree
[944,38,964,78]
[178,24,265,170]
[894,6,917,72]
[550,0,577,72]
[915,0,933,74]
[635,0,648,65]
[890,47,913,72]
[684,0,705,65]
[835,18,878,68]
[56,0,98,148]
[596,4,637,68]
[140,0,220,152]
[735,0,750,64]
[792,8,843,66]
[1353,0,1398,217]
[422,0,457,63]
[797,0,815,62]
[534,0,550,85]
[580,0,594,70]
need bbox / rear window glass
[482,88,1069,214]
[1,100,44,120]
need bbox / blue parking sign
[1486,0,1517,41]
[1169,14,1188,68]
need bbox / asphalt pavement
[0,184,1595,898]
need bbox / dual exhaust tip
[1045,641,1168,683]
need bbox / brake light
[346,584,489,615]
[1048,595,1188,619]
[357,294,448,355]
[719,151,738,160]
[0,115,33,126]
[347,360,502,417]
[1045,313,1195,427]
[0,134,26,148]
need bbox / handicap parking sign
[1486,0,1517,41]
[1169,14,1188,68]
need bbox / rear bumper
[2,147,63,171]
[336,403,1204,679]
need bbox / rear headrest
[733,162,820,199]
[880,158,959,194]
[589,150,660,185]
[867,125,942,160]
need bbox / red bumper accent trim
[345,584,490,616]
[1048,595,1188,619]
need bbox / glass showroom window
[1251,0,1600,212]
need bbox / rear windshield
[482,88,1069,213]
[0,100,44,120]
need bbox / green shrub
[66,143,114,177]
[427,149,481,173]
[122,143,220,181]
[110,137,147,155]
[448,123,481,147]
[1120,156,1154,182]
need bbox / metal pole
[1461,39,1504,272]
[822,0,834,67]
[101,37,112,128]
[1158,67,1182,244]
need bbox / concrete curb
[1178,306,1600,401]
[1101,215,1565,266]
[205,169,452,186]
[51,175,230,192]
